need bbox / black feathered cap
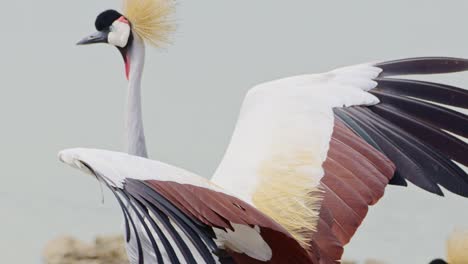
[95,10,124,31]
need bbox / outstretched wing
[212,57,468,263]
[59,148,315,264]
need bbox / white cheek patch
[108,19,131,48]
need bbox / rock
[43,235,391,264]
[43,235,129,264]
[364,259,387,264]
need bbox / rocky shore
[42,235,388,264]
[42,228,468,263]
[43,235,129,264]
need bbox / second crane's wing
[59,148,316,264]
[212,57,468,263]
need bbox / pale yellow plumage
[253,150,324,248]
[447,229,468,264]
[123,0,175,47]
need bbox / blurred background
[1,1,468,263]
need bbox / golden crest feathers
[123,0,175,47]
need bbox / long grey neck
[125,35,148,158]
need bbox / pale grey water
[1,1,468,263]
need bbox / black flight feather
[357,107,468,197]
[374,78,468,109]
[370,90,468,138]
[126,179,218,264]
[134,194,197,264]
[370,104,468,167]
[376,57,468,77]
[112,190,144,264]
[120,191,165,264]
[334,108,408,187]
[345,107,444,195]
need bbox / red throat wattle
[125,54,131,80]
[118,16,131,80]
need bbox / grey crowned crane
[59,0,468,263]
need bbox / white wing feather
[59,148,274,261]
[212,63,382,202]
[58,148,218,190]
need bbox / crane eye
[109,25,115,32]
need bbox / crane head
[75,2,175,79]
[77,10,132,49]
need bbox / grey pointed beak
[77,31,109,45]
